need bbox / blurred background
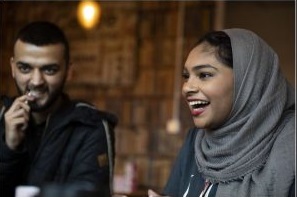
[0,0,295,195]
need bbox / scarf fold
[194,28,295,196]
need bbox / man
[0,21,117,197]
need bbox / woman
[149,29,295,197]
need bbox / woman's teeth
[189,100,209,108]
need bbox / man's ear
[66,61,74,81]
[10,57,16,79]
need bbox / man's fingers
[4,95,31,150]
[6,108,30,123]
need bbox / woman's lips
[191,107,206,116]
[188,100,210,116]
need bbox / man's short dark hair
[15,21,70,66]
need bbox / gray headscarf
[194,28,295,197]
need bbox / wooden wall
[224,1,295,86]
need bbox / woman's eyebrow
[192,64,218,71]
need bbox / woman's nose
[182,78,199,96]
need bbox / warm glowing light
[166,118,180,134]
[77,1,101,29]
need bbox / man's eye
[18,65,31,73]
[43,68,58,75]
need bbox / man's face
[10,40,69,112]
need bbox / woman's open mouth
[188,100,210,116]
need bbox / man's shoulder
[0,95,14,107]
[71,100,118,127]
[0,95,14,120]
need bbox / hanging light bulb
[77,0,101,29]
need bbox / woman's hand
[148,189,170,197]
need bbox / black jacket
[0,95,117,197]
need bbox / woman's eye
[182,72,189,80]
[199,72,213,79]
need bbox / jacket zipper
[30,114,51,165]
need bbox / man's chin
[30,106,47,112]
[29,102,50,112]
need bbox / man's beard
[29,88,63,112]
[16,83,65,112]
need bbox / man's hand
[4,95,30,150]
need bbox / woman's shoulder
[274,110,295,145]
[185,127,199,144]
[269,110,295,168]
[178,128,200,166]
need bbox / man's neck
[31,96,63,125]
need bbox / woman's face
[182,43,234,130]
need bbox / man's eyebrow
[16,62,59,68]
[42,63,59,68]
[16,61,31,67]
[192,64,218,71]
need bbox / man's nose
[30,69,44,86]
